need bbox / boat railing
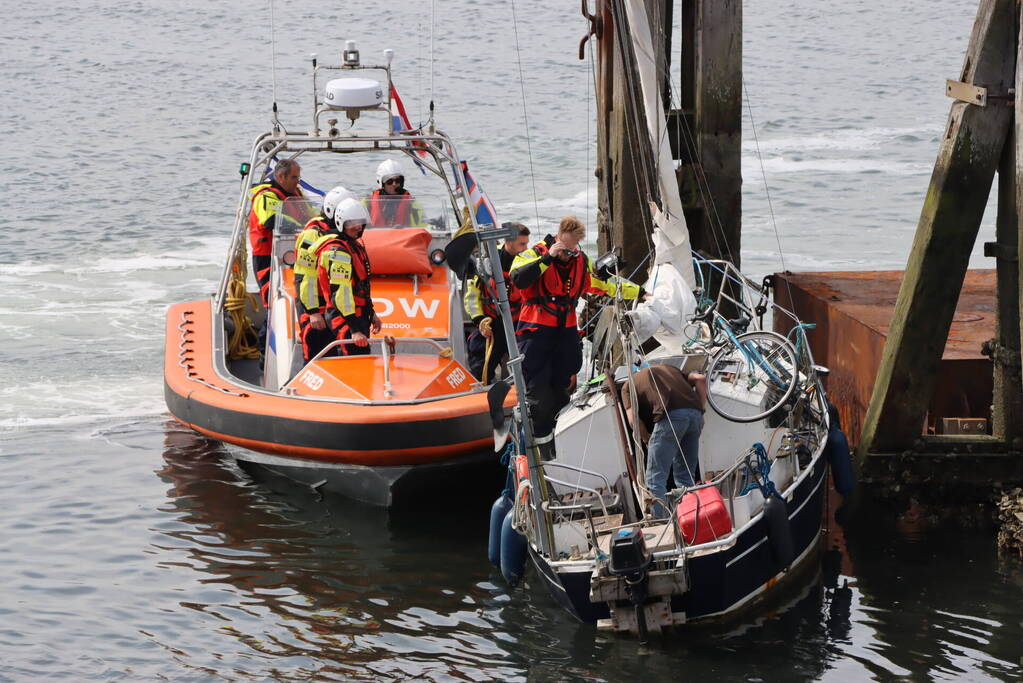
[214,126,481,316]
[311,336,449,361]
[307,336,461,399]
[542,478,616,519]
[542,480,620,557]
[540,461,616,493]
[539,426,829,564]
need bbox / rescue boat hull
[231,449,501,507]
[164,299,502,505]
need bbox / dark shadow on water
[155,422,1023,681]
[155,421,525,680]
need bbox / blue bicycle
[693,301,800,423]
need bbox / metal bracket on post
[983,241,1019,261]
[475,222,518,243]
[947,79,989,106]
[947,79,1016,106]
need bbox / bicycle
[691,300,800,423]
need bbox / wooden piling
[1000,1,1023,447]
[594,0,656,275]
[993,114,1023,444]
[858,0,1015,458]
[676,0,742,265]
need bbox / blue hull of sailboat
[530,455,829,625]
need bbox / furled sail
[619,0,698,353]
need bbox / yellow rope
[225,250,262,360]
[480,316,494,383]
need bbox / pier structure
[588,0,1023,512]
[852,0,1023,501]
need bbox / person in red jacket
[463,222,531,382]
[366,159,424,227]
[293,186,353,361]
[314,198,382,356]
[248,158,305,306]
[510,216,644,451]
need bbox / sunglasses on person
[384,177,404,186]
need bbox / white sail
[621,0,698,351]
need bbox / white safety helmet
[322,185,354,220]
[334,197,370,229]
[375,159,405,187]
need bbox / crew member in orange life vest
[366,159,424,228]
[293,185,353,361]
[463,222,531,382]
[510,216,645,450]
[315,198,382,356]
[248,158,305,306]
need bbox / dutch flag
[460,160,499,229]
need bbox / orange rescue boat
[164,46,512,505]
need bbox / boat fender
[488,492,514,568]
[500,508,528,586]
[764,495,794,568]
[824,403,855,496]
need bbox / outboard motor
[608,528,653,643]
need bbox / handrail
[307,336,448,363]
[539,461,614,492]
[542,477,614,519]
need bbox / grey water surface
[1,0,1021,680]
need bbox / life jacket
[247,184,290,256]
[367,189,413,227]
[317,235,372,323]
[294,217,339,310]
[518,242,588,329]
[481,271,521,321]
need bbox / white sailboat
[481,0,851,638]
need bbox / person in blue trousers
[620,364,708,518]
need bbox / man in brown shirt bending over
[620,364,707,518]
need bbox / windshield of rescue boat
[270,193,453,235]
[269,193,453,340]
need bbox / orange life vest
[517,243,588,329]
[480,270,522,321]
[247,184,289,256]
[367,189,413,227]
[316,236,373,322]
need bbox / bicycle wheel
[706,331,799,423]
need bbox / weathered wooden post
[992,93,1023,444]
[592,0,656,275]
[859,0,1018,459]
[676,0,742,265]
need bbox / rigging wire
[608,0,656,256]
[588,31,605,243]
[269,0,279,122]
[417,6,423,124]
[586,38,591,230]
[742,77,786,273]
[509,0,542,232]
[742,76,798,317]
[430,0,436,118]
[643,8,734,264]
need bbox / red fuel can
[676,487,732,545]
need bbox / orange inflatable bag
[361,228,433,276]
